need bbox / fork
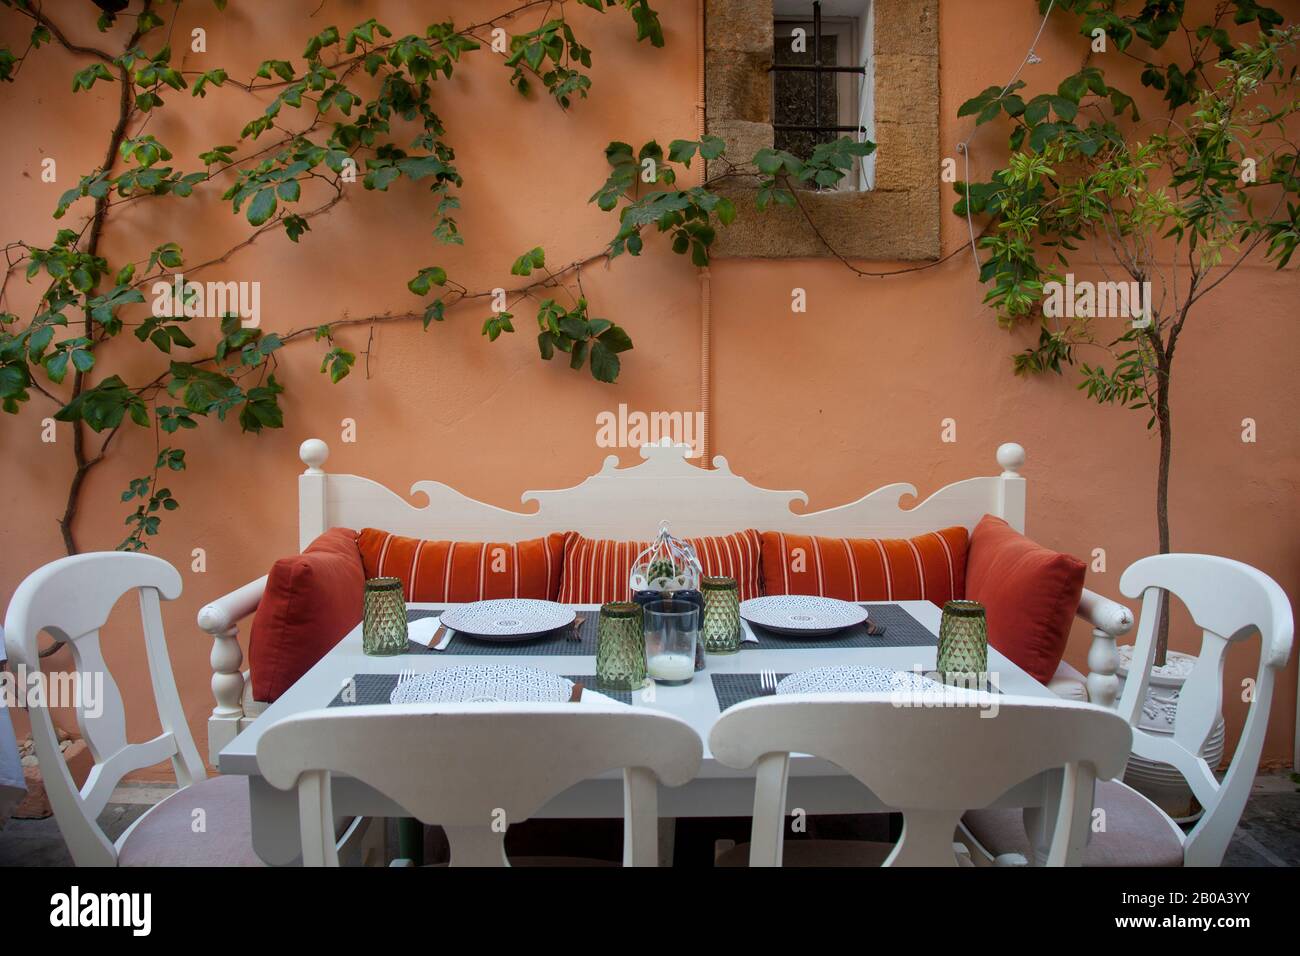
[759,670,779,696]
[565,614,586,642]
[394,668,417,690]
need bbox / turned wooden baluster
[1079,590,1135,708]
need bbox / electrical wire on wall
[697,0,712,468]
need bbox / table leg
[397,817,424,866]
[248,775,306,866]
[1026,768,1063,865]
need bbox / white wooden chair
[707,692,1131,866]
[2,552,264,866]
[256,702,703,866]
[963,553,1294,867]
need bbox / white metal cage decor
[629,521,702,594]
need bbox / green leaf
[43,352,70,384]
[407,266,448,296]
[537,330,556,360]
[510,246,546,276]
[754,149,784,176]
[589,340,620,382]
[246,188,277,226]
[597,325,633,353]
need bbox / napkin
[407,616,444,647]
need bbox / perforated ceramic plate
[777,665,942,696]
[437,599,575,641]
[387,665,623,706]
[739,595,868,636]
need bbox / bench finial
[300,438,329,474]
[996,442,1026,476]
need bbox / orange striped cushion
[357,529,565,602]
[759,528,969,608]
[557,530,763,605]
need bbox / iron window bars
[771,1,867,136]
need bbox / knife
[431,625,454,651]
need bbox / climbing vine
[0,0,874,555]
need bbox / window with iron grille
[704,0,939,261]
[773,1,874,190]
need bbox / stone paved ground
[2,771,1296,866]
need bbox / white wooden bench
[198,440,1134,762]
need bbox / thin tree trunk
[55,29,140,557]
[1153,361,1172,667]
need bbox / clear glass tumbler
[643,599,700,686]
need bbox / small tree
[956,1,1298,661]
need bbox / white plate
[739,595,868,636]
[437,599,575,641]
[389,664,620,705]
[777,665,942,696]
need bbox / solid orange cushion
[557,530,763,604]
[249,527,365,704]
[965,514,1086,685]
[357,529,565,602]
[759,528,968,608]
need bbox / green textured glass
[363,577,408,656]
[700,576,740,654]
[596,602,647,691]
[937,600,988,687]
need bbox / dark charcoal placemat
[328,672,632,707]
[739,602,938,650]
[711,673,790,712]
[403,607,595,656]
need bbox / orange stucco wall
[1,0,1295,777]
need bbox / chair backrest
[1118,553,1294,866]
[3,552,205,866]
[709,692,1131,866]
[256,702,703,866]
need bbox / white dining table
[219,600,1064,865]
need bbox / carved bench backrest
[296,440,1029,550]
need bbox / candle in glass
[643,599,699,686]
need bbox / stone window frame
[706,0,940,260]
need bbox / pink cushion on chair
[1047,659,1089,701]
[965,515,1085,685]
[118,775,264,867]
[963,780,1184,867]
[249,528,365,703]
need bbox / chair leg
[658,817,676,867]
[397,817,424,866]
[359,816,388,866]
